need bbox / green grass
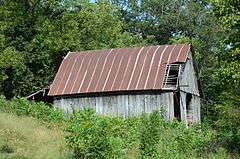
[0,102,239,159]
[0,111,69,159]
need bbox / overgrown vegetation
[0,111,67,159]
[65,109,238,158]
[1,97,239,158]
[0,96,65,126]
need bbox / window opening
[163,64,180,88]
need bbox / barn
[48,44,201,124]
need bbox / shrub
[0,144,14,154]
[65,109,218,159]
[0,96,224,158]
[166,122,215,158]
[139,111,165,158]
[65,109,126,159]
[0,96,65,125]
[203,100,240,153]
[138,111,215,158]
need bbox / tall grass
[0,96,65,127]
[0,112,68,159]
[0,96,68,159]
[0,96,239,158]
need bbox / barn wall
[178,52,201,123]
[192,95,201,122]
[179,91,201,124]
[53,92,174,120]
[179,92,187,123]
[179,52,200,96]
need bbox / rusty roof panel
[48,44,191,96]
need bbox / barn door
[186,93,193,126]
[173,91,181,121]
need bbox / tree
[0,0,63,98]
[209,0,240,100]
[0,0,139,98]
[203,0,240,152]
[111,0,223,98]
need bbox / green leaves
[0,96,65,125]
[65,109,217,158]
[0,47,24,68]
[59,2,137,50]
[66,109,126,158]
[0,47,26,94]
[0,1,140,98]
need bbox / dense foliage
[0,97,239,158]
[0,96,65,125]
[0,0,140,98]
[66,109,221,158]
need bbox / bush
[0,96,229,158]
[139,111,165,158]
[65,109,217,159]
[0,96,65,125]
[138,112,215,158]
[65,109,126,159]
[0,144,14,154]
[203,99,240,153]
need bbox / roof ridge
[68,43,190,55]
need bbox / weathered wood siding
[53,92,174,120]
[179,91,201,124]
[179,52,201,123]
[179,52,199,96]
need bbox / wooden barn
[48,44,201,124]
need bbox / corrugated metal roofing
[48,44,191,96]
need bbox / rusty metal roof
[48,44,191,96]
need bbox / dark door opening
[186,93,193,125]
[174,91,181,121]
